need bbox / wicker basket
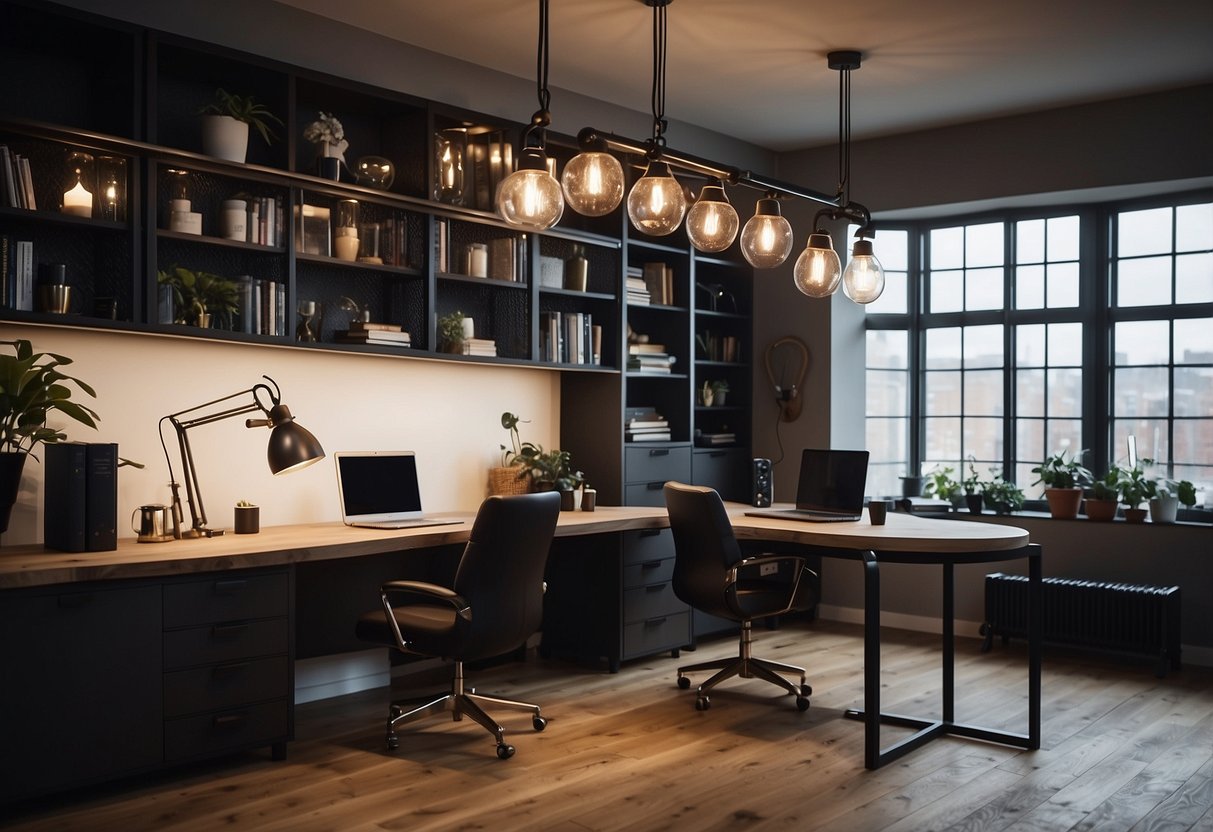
[488,465,532,496]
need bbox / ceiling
[275,0,1213,152]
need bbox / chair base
[676,621,811,711]
[386,662,545,759]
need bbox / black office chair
[664,482,817,711]
[354,490,561,759]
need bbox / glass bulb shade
[793,231,842,297]
[686,185,739,252]
[496,149,564,230]
[561,151,625,216]
[842,239,886,303]
[740,199,793,268]
[626,161,686,236]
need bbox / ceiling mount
[827,50,862,71]
[641,0,671,7]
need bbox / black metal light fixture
[496,0,564,230]
[160,376,325,538]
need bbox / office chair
[354,490,561,759]
[664,482,817,711]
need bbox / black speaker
[751,458,773,507]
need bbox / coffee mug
[132,504,171,542]
[868,499,890,526]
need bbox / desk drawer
[623,581,685,623]
[164,699,288,762]
[623,611,690,660]
[164,655,288,718]
[624,445,691,484]
[164,572,288,628]
[622,556,675,590]
[692,447,747,501]
[164,618,289,670]
[622,528,674,565]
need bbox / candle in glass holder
[62,180,93,216]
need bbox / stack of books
[0,145,36,210]
[625,407,671,442]
[627,343,676,374]
[643,262,674,305]
[335,321,412,348]
[461,337,498,357]
[695,431,736,447]
[625,266,650,305]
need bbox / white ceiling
[275,0,1213,152]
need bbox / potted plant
[158,267,239,328]
[981,470,1024,515]
[198,88,282,164]
[1031,448,1092,520]
[233,499,259,534]
[923,464,962,508]
[1084,469,1120,521]
[1116,463,1151,524]
[961,458,984,514]
[710,379,729,406]
[499,412,584,510]
[1145,476,1197,524]
[303,111,348,180]
[0,339,100,532]
[438,309,466,353]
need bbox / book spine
[85,443,118,551]
[44,443,88,552]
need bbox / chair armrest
[725,553,818,619]
[382,580,460,601]
[377,581,470,653]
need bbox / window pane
[966,222,1004,267]
[1118,206,1172,257]
[1114,419,1169,465]
[925,371,960,415]
[1117,256,1172,307]
[866,330,908,369]
[1176,202,1213,252]
[1114,367,1170,416]
[930,270,963,312]
[926,327,962,369]
[1016,265,1044,309]
[1174,419,1213,465]
[931,227,963,269]
[1017,369,1045,416]
[965,369,1004,416]
[867,418,907,464]
[1048,368,1083,417]
[1114,321,1170,365]
[1017,325,1046,366]
[1175,317,1213,363]
[867,461,905,501]
[1175,253,1213,304]
[866,272,907,314]
[1017,219,1044,263]
[1046,261,1080,308]
[964,417,1003,460]
[1047,215,1080,261]
[867,370,907,416]
[964,324,1004,368]
[924,417,961,460]
[1017,418,1044,463]
[965,266,1004,310]
[1175,367,1213,417]
[1048,323,1083,366]
[874,228,908,271]
[1046,419,1083,458]
[1017,463,1044,499]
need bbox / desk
[729,503,1039,770]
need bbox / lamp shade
[794,231,843,298]
[627,160,686,236]
[841,238,886,303]
[740,198,793,268]
[562,150,625,216]
[496,147,564,230]
[686,183,739,252]
[265,403,326,474]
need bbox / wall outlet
[759,562,778,576]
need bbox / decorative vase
[1123,507,1148,524]
[1044,487,1083,520]
[317,156,341,181]
[201,115,249,163]
[1149,495,1179,524]
[1084,498,1118,521]
[0,452,26,534]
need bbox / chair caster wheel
[533,716,547,732]
[695,696,710,711]
[496,743,516,760]
[796,696,810,712]
[800,684,813,698]
[386,734,399,750]
[677,676,691,690]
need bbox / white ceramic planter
[201,115,249,163]
[1149,495,1179,524]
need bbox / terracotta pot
[1123,507,1148,524]
[1084,498,1119,521]
[1044,487,1083,520]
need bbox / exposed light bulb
[562,150,624,216]
[686,183,739,252]
[793,231,842,297]
[496,147,564,230]
[842,238,886,303]
[740,198,793,268]
[626,160,686,236]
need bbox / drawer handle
[213,714,246,729]
[646,481,664,490]
[211,624,248,639]
[644,616,668,626]
[57,593,93,609]
[647,449,670,457]
[640,560,663,570]
[213,579,248,595]
[639,529,662,538]
[212,661,250,678]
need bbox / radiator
[980,572,1181,677]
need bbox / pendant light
[686,179,739,252]
[625,0,686,236]
[496,0,564,230]
[563,134,625,217]
[741,195,793,268]
[794,51,884,304]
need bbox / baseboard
[295,650,389,704]
[816,605,1213,668]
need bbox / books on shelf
[627,352,676,374]
[540,311,599,365]
[236,277,287,336]
[461,337,497,357]
[628,342,667,355]
[2,236,34,310]
[0,145,35,211]
[625,269,650,305]
[625,407,671,442]
[643,262,674,305]
[696,432,736,447]
[336,324,412,347]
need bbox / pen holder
[234,504,260,534]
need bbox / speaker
[751,458,773,507]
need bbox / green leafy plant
[158,266,239,328]
[923,465,961,502]
[981,470,1024,514]
[198,88,282,145]
[236,499,257,508]
[438,310,466,352]
[961,457,982,495]
[1114,463,1151,509]
[0,339,99,458]
[1031,448,1092,490]
[499,411,583,491]
[1090,469,1119,501]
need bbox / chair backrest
[453,490,561,660]
[664,482,744,616]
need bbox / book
[626,431,671,442]
[85,443,118,551]
[628,343,668,354]
[338,329,412,344]
[19,156,36,211]
[349,321,403,332]
[14,240,33,311]
[43,442,88,553]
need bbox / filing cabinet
[620,528,690,664]
[623,444,692,507]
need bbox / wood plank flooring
[6,620,1212,831]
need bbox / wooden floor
[8,621,1213,831]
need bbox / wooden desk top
[0,502,1028,589]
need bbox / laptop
[335,451,462,530]
[745,448,869,523]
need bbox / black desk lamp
[159,375,325,539]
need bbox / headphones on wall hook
[764,336,810,422]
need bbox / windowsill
[924,507,1213,528]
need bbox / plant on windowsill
[981,470,1024,515]
[923,464,962,508]
[1116,462,1152,524]
[1084,470,1120,521]
[1031,448,1092,520]
[961,458,984,514]
[1144,475,1197,524]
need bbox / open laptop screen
[795,448,869,514]
[336,451,424,524]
